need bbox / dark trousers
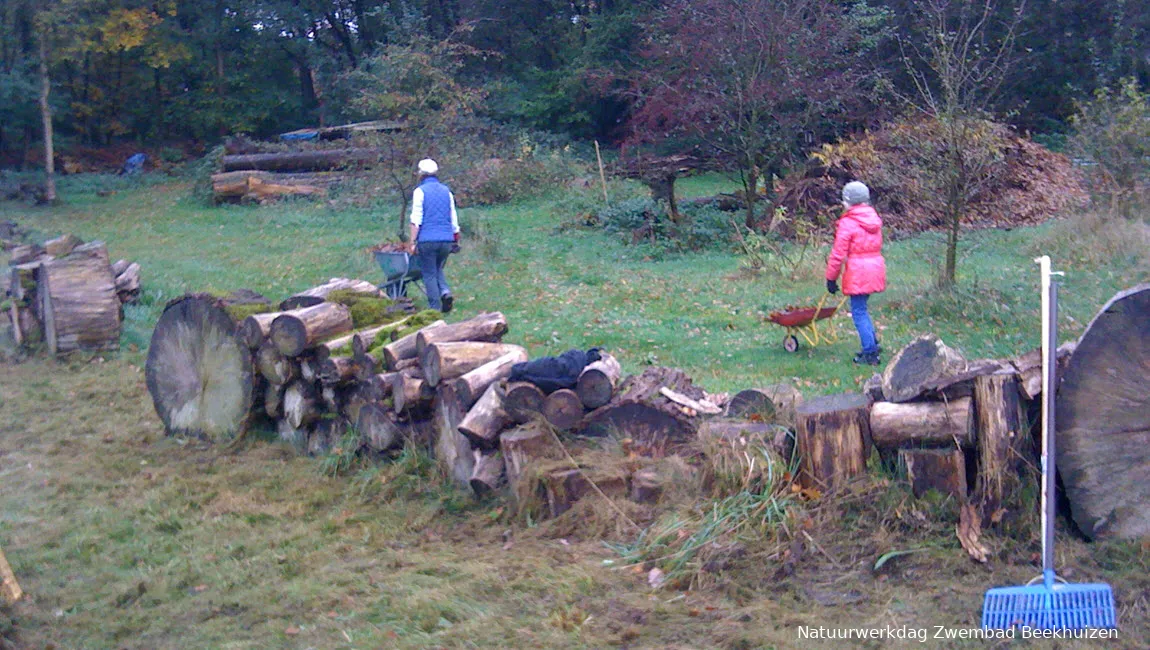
[416,241,452,310]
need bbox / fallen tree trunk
[421,341,526,387]
[270,302,353,357]
[279,277,383,310]
[575,353,622,409]
[543,388,584,431]
[458,383,510,449]
[794,393,871,490]
[414,311,509,356]
[869,397,975,449]
[220,148,383,173]
[503,382,546,423]
[901,448,967,499]
[145,294,253,441]
[449,348,530,408]
[1055,284,1150,539]
[39,241,121,354]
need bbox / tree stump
[433,383,474,486]
[503,381,546,424]
[499,423,564,493]
[575,353,622,409]
[421,341,526,387]
[724,384,804,425]
[794,393,871,490]
[1056,284,1150,539]
[869,397,975,448]
[901,448,967,499]
[543,388,584,431]
[973,373,1026,507]
[270,302,353,357]
[146,294,253,442]
[458,382,511,450]
[39,241,121,354]
[414,311,509,356]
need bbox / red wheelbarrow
[767,293,848,352]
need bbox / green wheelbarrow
[374,251,422,299]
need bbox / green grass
[1,173,1148,648]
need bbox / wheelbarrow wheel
[783,335,799,353]
[381,281,408,299]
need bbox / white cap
[417,158,438,175]
[842,181,870,206]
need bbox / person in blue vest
[407,158,461,313]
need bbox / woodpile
[5,233,140,353]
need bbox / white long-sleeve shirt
[409,186,460,233]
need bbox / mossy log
[279,277,382,310]
[503,381,546,424]
[270,302,353,357]
[421,341,526,387]
[414,311,509,357]
[39,241,121,354]
[449,349,530,408]
[869,397,974,448]
[145,294,253,441]
[470,449,505,497]
[543,388,584,431]
[575,353,622,409]
[794,393,871,490]
[381,320,446,370]
[901,448,968,499]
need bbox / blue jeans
[416,241,453,310]
[850,294,879,355]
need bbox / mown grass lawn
[0,174,1147,649]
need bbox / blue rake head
[982,575,1117,630]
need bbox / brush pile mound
[776,120,1088,234]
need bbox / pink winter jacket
[825,204,886,296]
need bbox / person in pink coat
[825,181,886,365]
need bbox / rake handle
[1036,256,1063,590]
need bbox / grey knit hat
[842,181,870,206]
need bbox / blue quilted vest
[417,176,454,242]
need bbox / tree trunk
[543,388,584,431]
[433,382,474,485]
[257,340,298,385]
[220,148,383,173]
[794,393,871,490]
[469,449,505,497]
[457,382,510,450]
[145,294,253,442]
[503,382,546,424]
[973,373,1026,508]
[39,242,121,354]
[270,302,353,357]
[500,423,564,493]
[279,277,383,310]
[283,379,321,430]
[575,353,622,409]
[381,320,446,369]
[901,448,967,499]
[421,341,526,387]
[356,402,402,452]
[240,312,279,349]
[38,36,56,203]
[869,397,975,449]
[1055,284,1150,539]
[449,348,530,408]
[414,311,509,356]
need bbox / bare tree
[900,0,1025,287]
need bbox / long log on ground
[794,393,871,490]
[421,341,526,387]
[213,175,326,203]
[543,388,584,431]
[270,302,353,357]
[210,170,350,188]
[697,418,795,463]
[145,294,253,441]
[283,380,322,429]
[221,148,383,173]
[392,372,434,414]
[458,383,511,449]
[240,312,279,349]
[881,335,968,403]
[500,424,564,493]
[257,340,298,385]
[470,449,505,497]
[414,311,509,356]
[503,382,546,424]
[279,277,383,310]
[869,397,974,448]
[575,353,622,409]
[381,320,446,369]
[433,383,474,485]
[973,373,1026,507]
[725,384,805,425]
[39,241,120,354]
[901,448,968,499]
[357,403,403,452]
[1055,284,1150,539]
[449,348,530,408]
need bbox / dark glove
[826,279,839,294]
[450,243,461,254]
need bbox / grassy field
[0,173,1148,649]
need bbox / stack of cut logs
[6,233,138,353]
[211,135,384,203]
